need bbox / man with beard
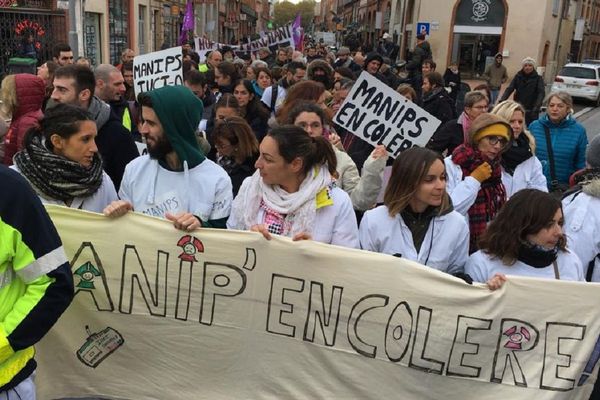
[333,47,361,75]
[261,61,306,114]
[103,85,232,230]
[94,64,132,132]
[51,64,139,189]
[307,59,334,90]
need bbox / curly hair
[478,189,567,265]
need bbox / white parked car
[551,63,600,105]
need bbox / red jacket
[3,74,45,165]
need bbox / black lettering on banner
[391,104,407,125]
[267,274,305,337]
[152,58,164,74]
[352,78,377,105]
[396,108,417,129]
[70,242,115,312]
[302,282,343,347]
[384,301,413,362]
[333,102,354,127]
[446,315,492,378]
[379,96,402,120]
[347,294,389,358]
[362,119,379,140]
[409,306,445,374]
[393,140,414,158]
[366,92,384,113]
[387,133,403,155]
[408,116,429,138]
[540,322,586,391]
[119,245,168,316]
[578,333,600,386]
[242,248,257,271]
[347,107,367,132]
[200,262,246,325]
[491,318,539,387]
[175,257,194,321]
[370,123,389,143]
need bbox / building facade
[384,0,580,81]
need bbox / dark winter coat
[426,118,464,155]
[3,74,45,165]
[500,69,545,112]
[443,68,461,102]
[406,41,432,77]
[88,96,139,190]
[421,87,456,125]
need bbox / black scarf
[501,134,532,176]
[517,241,558,267]
[14,135,104,202]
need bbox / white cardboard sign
[133,46,184,97]
[333,71,441,157]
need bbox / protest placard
[36,206,600,399]
[333,71,442,158]
[133,46,184,97]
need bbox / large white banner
[194,24,295,61]
[333,71,441,157]
[133,46,184,97]
[36,206,600,399]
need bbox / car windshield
[559,67,597,79]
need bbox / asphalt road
[573,100,600,142]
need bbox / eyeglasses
[484,136,509,147]
[470,105,488,110]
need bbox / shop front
[450,0,507,78]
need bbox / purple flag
[179,1,194,45]
[292,13,303,51]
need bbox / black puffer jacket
[422,87,456,126]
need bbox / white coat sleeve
[528,156,548,192]
[330,193,360,249]
[117,164,133,204]
[464,252,489,283]
[350,155,386,211]
[337,151,360,195]
[446,218,469,275]
[209,175,234,221]
[445,158,481,216]
[358,210,378,251]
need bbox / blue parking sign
[416,22,430,36]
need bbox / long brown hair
[212,116,259,164]
[276,80,325,125]
[478,189,567,265]
[384,147,450,217]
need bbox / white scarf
[231,164,333,236]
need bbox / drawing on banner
[133,46,183,96]
[74,261,102,289]
[77,326,125,368]
[333,72,441,158]
[71,242,115,312]
[177,235,204,262]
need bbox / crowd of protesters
[0,34,599,398]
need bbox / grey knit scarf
[14,135,104,202]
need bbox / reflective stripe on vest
[122,107,132,132]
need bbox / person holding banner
[12,104,118,212]
[445,113,511,253]
[289,101,387,211]
[491,100,547,197]
[466,189,584,287]
[227,125,359,247]
[359,147,469,274]
[104,85,233,230]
